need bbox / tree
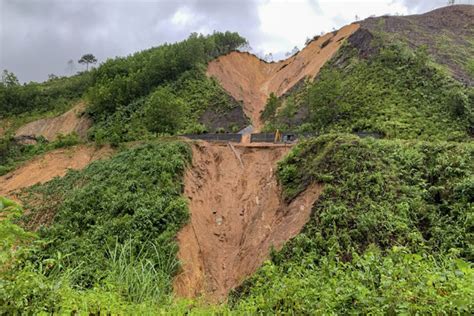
[78,54,97,71]
[1,70,19,87]
[143,86,185,134]
[447,0,455,5]
[66,59,75,74]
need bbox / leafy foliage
[0,71,93,117]
[89,67,247,144]
[1,142,192,313]
[20,142,191,289]
[231,134,473,312]
[86,32,246,119]
[0,133,81,176]
[265,42,473,141]
[232,247,473,314]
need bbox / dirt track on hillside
[15,102,92,141]
[207,24,359,130]
[0,145,112,200]
[173,142,322,301]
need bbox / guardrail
[182,133,242,142]
[182,131,382,143]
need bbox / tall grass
[107,239,178,304]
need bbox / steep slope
[15,102,92,141]
[207,24,360,130]
[261,5,473,140]
[361,5,474,86]
[174,142,322,301]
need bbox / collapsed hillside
[258,5,473,140]
[14,102,91,141]
[0,144,112,200]
[174,142,322,301]
[1,5,473,314]
[207,24,359,130]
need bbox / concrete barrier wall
[182,133,242,142]
[182,131,382,143]
[250,133,276,143]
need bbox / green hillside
[1,5,473,315]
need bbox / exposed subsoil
[0,145,112,200]
[174,141,322,302]
[206,24,359,130]
[15,102,92,141]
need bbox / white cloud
[171,7,194,27]
[256,0,411,58]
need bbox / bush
[21,142,191,290]
[231,135,473,312]
[143,87,185,134]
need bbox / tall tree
[1,70,19,87]
[78,54,97,71]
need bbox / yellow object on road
[274,129,282,143]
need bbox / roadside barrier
[182,131,382,143]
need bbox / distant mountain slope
[261,5,473,140]
[361,5,474,86]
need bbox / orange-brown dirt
[15,102,92,141]
[207,24,359,131]
[174,141,322,302]
[0,145,113,200]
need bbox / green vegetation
[0,70,92,118]
[264,43,473,141]
[1,142,191,313]
[230,134,473,313]
[1,32,247,143]
[1,15,473,313]
[0,133,81,176]
[86,32,246,119]
[90,67,247,144]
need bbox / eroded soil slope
[207,24,359,130]
[0,145,112,199]
[174,142,322,301]
[15,102,92,141]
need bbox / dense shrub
[143,86,185,134]
[265,42,473,141]
[89,67,247,143]
[231,134,473,312]
[20,142,191,289]
[86,32,246,119]
[233,247,473,314]
[0,71,92,117]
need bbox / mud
[15,102,92,141]
[0,145,113,200]
[173,142,322,301]
[206,24,360,130]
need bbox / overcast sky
[0,0,448,83]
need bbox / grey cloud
[0,0,261,82]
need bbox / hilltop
[0,5,473,314]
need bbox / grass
[264,40,473,141]
[107,238,178,304]
[229,134,474,313]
